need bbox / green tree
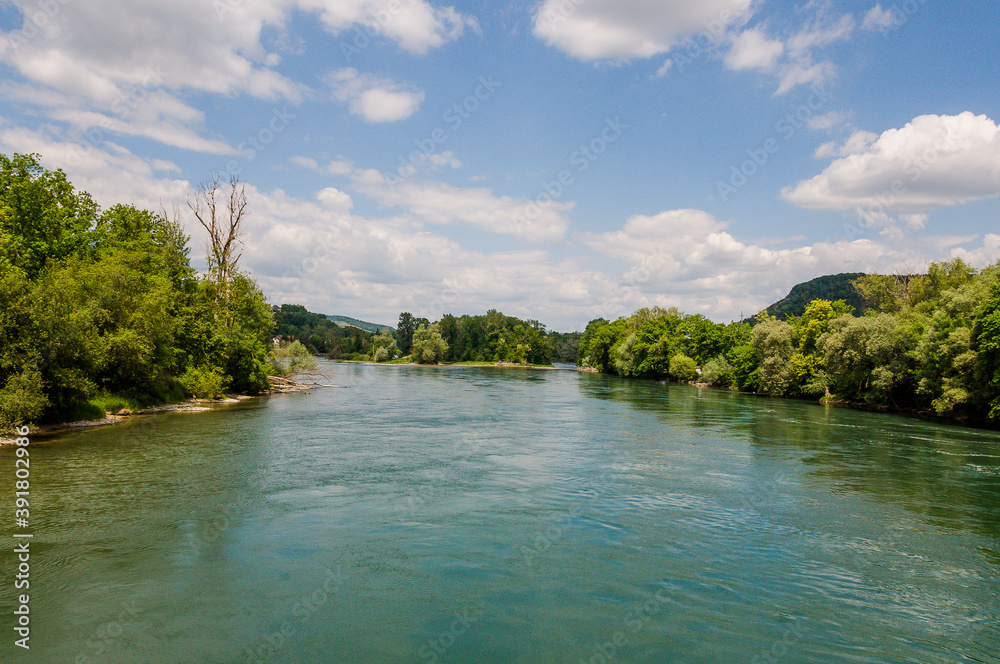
[668,353,698,381]
[396,312,428,354]
[0,153,99,279]
[974,278,1000,418]
[371,329,399,361]
[820,313,915,404]
[752,316,795,395]
[411,323,448,364]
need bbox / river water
[2,361,999,663]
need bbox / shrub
[0,368,49,429]
[179,365,229,399]
[668,353,698,381]
[701,356,732,386]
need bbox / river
[2,361,998,663]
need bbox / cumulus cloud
[532,0,754,61]
[326,68,425,123]
[0,120,191,211]
[577,209,1000,323]
[783,112,1000,214]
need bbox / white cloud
[326,68,425,123]
[578,209,1000,323]
[532,0,754,61]
[654,59,673,78]
[718,10,853,94]
[783,112,1000,214]
[297,0,477,54]
[813,129,877,158]
[786,14,854,59]
[0,120,191,212]
[805,110,851,131]
[0,0,471,153]
[290,156,356,175]
[724,29,784,71]
[862,4,896,32]
[350,168,572,243]
[4,124,998,330]
[949,234,1000,267]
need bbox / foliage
[0,153,275,425]
[549,330,581,364]
[700,356,733,386]
[573,261,1000,421]
[411,323,449,364]
[766,273,866,320]
[272,304,371,356]
[752,316,795,395]
[396,312,428,355]
[668,354,698,381]
[370,329,399,362]
[268,340,317,376]
[179,366,229,399]
[429,310,553,365]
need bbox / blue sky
[1,0,998,330]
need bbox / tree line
[393,310,560,365]
[577,259,1000,422]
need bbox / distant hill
[326,315,395,334]
[766,273,867,319]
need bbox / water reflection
[576,371,1000,545]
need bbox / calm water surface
[2,361,999,663]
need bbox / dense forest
[577,261,1000,422]
[0,153,274,427]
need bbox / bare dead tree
[187,174,248,306]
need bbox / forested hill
[766,273,867,319]
[326,315,394,334]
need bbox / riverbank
[332,359,555,369]
[601,369,1000,430]
[0,375,324,444]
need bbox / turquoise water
[2,361,999,663]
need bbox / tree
[396,312,428,354]
[268,340,317,376]
[411,323,448,364]
[1,153,100,279]
[188,174,248,310]
[820,313,914,404]
[752,316,795,395]
[974,278,1000,418]
[371,329,399,361]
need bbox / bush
[267,340,317,376]
[668,353,698,381]
[0,368,50,429]
[701,356,732,386]
[179,365,229,399]
[373,346,390,362]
